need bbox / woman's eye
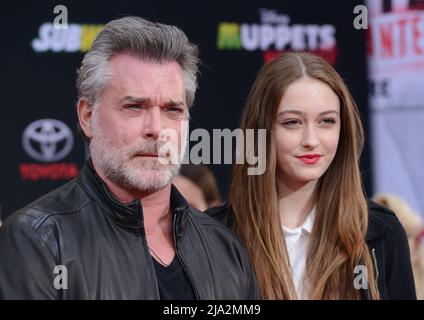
[282,119,301,127]
[321,118,336,125]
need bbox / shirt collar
[282,207,316,235]
[302,207,316,234]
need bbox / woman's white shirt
[282,208,316,300]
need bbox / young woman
[209,52,416,299]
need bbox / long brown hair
[231,52,379,299]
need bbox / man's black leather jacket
[0,162,259,299]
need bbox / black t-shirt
[152,255,196,300]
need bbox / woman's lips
[296,154,322,165]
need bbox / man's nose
[142,106,162,140]
[301,124,320,149]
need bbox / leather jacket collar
[77,160,189,229]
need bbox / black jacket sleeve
[384,222,417,299]
[368,200,417,299]
[0,217,59,299]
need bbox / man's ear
[77,99,94,139]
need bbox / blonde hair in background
[373,193,424,299]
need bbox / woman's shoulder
[366,199,406,241]
[206,199,406,241]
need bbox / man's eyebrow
[118,96,150,104]
[117,96,185,107]
[277,110,339,116]
[162,100,185,107]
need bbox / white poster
[367,0,424,218]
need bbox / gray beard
[89,124,188,193]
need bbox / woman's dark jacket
[206,200,417,300]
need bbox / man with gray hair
[0,16,259,299]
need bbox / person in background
[174,164,223,211]
[373,193,424,299]
[208,52,416,299]
[173,174,208,211]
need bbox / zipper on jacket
[139,223,161,299]
[173,213,201,300]
[371,248,379,283]
[370,247,382,299]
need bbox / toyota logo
[22,119,74,162]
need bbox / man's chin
[112,170,171,192]
[132,167,177,182]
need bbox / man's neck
[92,161,175,264]
[91,161,173,224]
[277,177,317,229]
